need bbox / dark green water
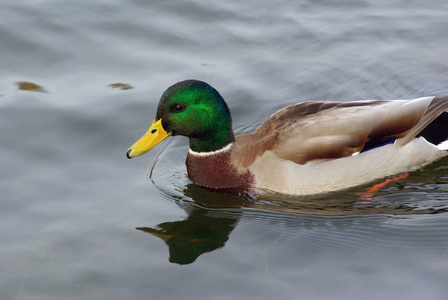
[1,1,448,299]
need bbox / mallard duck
[127,80,448,196]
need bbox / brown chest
[186,150,253,195]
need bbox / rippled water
[2,1,448,299]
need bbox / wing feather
[233,97,448,167]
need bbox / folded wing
[239,96,448,165]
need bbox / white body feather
[251,137,447,195]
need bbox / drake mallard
[127,80,448,196]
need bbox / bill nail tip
[126,149,132,159]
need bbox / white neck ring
[188,143,233,157]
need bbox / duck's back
[231,96,448,195]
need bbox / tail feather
[417,103,448,148]
[399,96,448,146]
[437,140,448,151]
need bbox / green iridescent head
[154,80,235,152]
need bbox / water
[1,0,448,299]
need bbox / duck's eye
[173,104,186,112]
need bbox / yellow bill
[126,119,171,158]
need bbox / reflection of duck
[138,169,447,265]
[136,193,398,266]
[127,80,448,196]
[137,204,239,265]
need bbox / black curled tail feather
[418,97,448,147]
